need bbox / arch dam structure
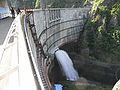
[0,8,119,90]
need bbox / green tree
[50,0,66,8]
[35,0,40,8]
[111,4,120,16]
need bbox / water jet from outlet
[55,49,79,81]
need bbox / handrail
[0,16,18,63]
[24,13,52,90]
[0,15,20,90]
[0,13,40,90]
[24,14,45,90]
[113,80,120,90]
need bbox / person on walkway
[10,7,15,18]
[16,8,21,15]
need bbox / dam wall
[25,8,90,89]
[33,8,90,53]
[23,8,120,90]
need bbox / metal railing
[0,13,41,90]
[24,12,52,90]
[0,14,19,71]
[0,15,20,90]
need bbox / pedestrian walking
[10,7,15,18]
[16,8,21,15]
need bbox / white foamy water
[55,50,79,81]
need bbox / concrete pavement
[0,17,14,45]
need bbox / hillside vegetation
[47,0,85,8]
[78,0,120,63]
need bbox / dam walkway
[0,15,40,90]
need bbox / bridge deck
[0,15,38,90]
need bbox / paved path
[0,17,14,45]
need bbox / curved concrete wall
[33,8,90,54]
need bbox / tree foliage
[111,4,120,16]
[50,0,66,8]
[35,0,39,8]
[84,0,104,14]
[48,0,84,8]
[83,0,120,62]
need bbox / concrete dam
[27,8,90,90]
[1,8,119,90]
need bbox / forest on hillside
[7,0,35,9]
[7,0,86,8]
[77,0,120,64]
[47,0,86,8]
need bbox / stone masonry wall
[33,8,90,53]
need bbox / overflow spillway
[55,49,79,81]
